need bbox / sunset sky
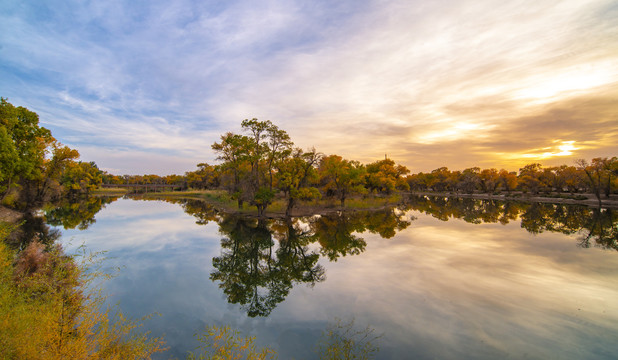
[1,0,617,175]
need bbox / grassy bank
[0,221,166,359]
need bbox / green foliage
[316,318,381,360]
[291,186,321,202]
[187,325,276,360]
[0,98,101,207]
[253,187,275,206]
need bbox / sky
[1,0,617,175]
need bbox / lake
[45,195,618,359]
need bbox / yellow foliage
[0,223,166,359]
[187,325,277,360]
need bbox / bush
[0,223,166,359]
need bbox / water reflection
[168,199,413,316]
[41,195,618,319]
[7,196,116,250]
[6,212,61,250]
[407,195,618,251]
[211,216,325,317]
[45,197,618,359]
[45,196,118,230]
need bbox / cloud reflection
[53,198,618,359]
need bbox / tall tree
[498,169,518,193]
[265,123,293,191]
[211,132,253,208]
[0,98,54,203]
[276,148,322,216]
[241,118,271,191]
[577,158,609,207]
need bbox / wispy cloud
[1,0,616,173]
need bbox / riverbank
[127,190,406,218]
[96,187,618,219]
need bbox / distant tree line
[407,158,618,206]
[1,98,102,209]
[105,119,617,213]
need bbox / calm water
[46,196,618,359]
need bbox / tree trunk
[285,197,295,217]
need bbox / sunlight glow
[518,141,579,160]
[416,122,488,144]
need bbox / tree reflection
[211,216,324,317]
[6,212,62,250]
[578,208,618,251]
[311,212,367,262]
[406,194,618,251]
[7,196,117,250]
[44,196,117,230]
[208,207,413,317]
[311,208,413,261]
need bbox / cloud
[1,0,616,174]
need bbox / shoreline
[4,189,617,225]
[407,191,618,208]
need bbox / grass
[92,187,128,195]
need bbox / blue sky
[1,0,617,175]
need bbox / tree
[577,158,607,207]
[185,163,218,190]
[365,158,410,194]
[241,118,271,191]
[276,148,322,217]
[498,169,518,193]
[479,168,500,193]
[0,98,55,205]
[31,142,80,202]
[212,132,253,208]
[458,167,480,194]
[518,163,543,194]
[264,123,293,191]
[429,167,452,192]
[556,165,585,193]
[601,157,617,197]
[61,161,102,197]
[240,119,291,216]
[319,155,366,207]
